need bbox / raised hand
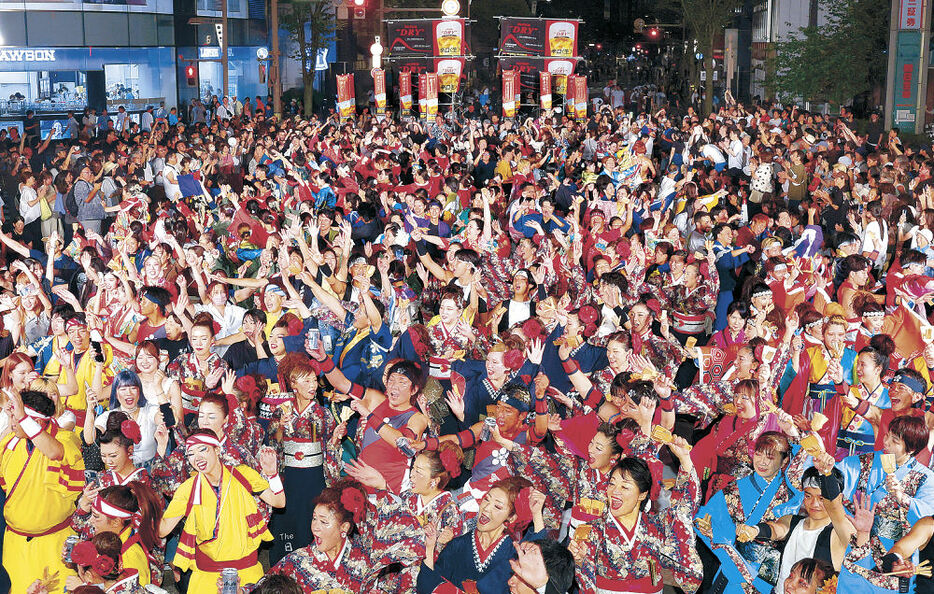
[344,458,387,490]
[852,491,876,535]
[526,338,544,366]
[444,389,466,422]
[258,446,278,476]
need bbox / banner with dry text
[372,68,386,115]
[400,71,412,114]
[502,69,518,118]
[425,72,439,119]
[499,18,579,57]
[336,73,355,121]
[388,19,468,57]
[540,71,552,110]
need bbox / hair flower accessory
[440,448,461,479]
[507,487,534,539]
[71,540,116,576]
[340,487,367,524]
[120,420,142,444]
[503,348,525,372]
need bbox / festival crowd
[0,92,932,594]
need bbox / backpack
[64,180,84,221]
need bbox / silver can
[479,417,497,441]
[396,436,417,458]
[220,567,239,594]
[64,535,80,563]
[306,328,321,351]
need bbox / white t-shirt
[19,185,40,224]
[861,220,888,268]
[775,520,825,594]
[701,144,726,164]
[162,164,182,201]
[96,403,160,465]
[727,139,744,169]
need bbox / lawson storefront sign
[0,49,56,62]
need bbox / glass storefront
[177,45,268,107]
[0,47,177,121]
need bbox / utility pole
[222,0,229,97]
[271,0,282,118]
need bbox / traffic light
[648,28,659,38]
[353,0,365,18]
[185,64,197,87]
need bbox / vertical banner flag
[418,72,428,119]
[372,68,386,116]
[545,20,579,57]
[574,74,587,121]
[400,71,413,114]
[336,74,355,121]
[433,19,465,56]
[426,72,439,118]
[547,59,574,95]
[565,74,576,117]
[503,69,517,118]
[540,71,552,110]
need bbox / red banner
[425,72,439,119]
[565,74,576,117]
[573,74,587,121]
[546,58,574,95]
[336,73,355,121]
[499,18,579,57]
[540,71,552,110]
[400,71,412,114]
[503,69,518,118]
[388,19,468,57]
[372,68,386,116]
[418,72,428,118]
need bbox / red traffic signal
[185,64,197,87]
[648,28,659,38]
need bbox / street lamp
[370,36,383,69]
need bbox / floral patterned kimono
[836,450,934,550]
[269,497,425,592]
[696,449,808,593]
[371,489,466,593]
[575,466,704,594]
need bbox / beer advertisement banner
[418,72,428,118]
[498,56,542,92]
[372,68,386,116]
[400,71,412,114]
[433,19,466,57]
[546,58,575,95]
[436,58,464,94]
[336,73,355,121]
[565,74,576,118]
[499,18,546,55]
[502,70,517,118]
[540,71,552,110]
[387,21,432,56]
[426,72,439,119]
[573,74,587,120]
[546,20,578,58]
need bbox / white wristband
[268,474,284,494]
[18,416,42,440]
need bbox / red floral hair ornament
[576,305,600,337]
[71,540,116,576]
[645,298,662,317]
[120,420,142,445]
[235,375,262,408]
[439,448,461,479]
[340,487,367,524]
[503,348,525,372]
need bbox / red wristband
[319,358,335,373]
[659,398,674,413]
[561,358,579,375]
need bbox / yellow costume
[57,344,115,427]
[0,423,84,593]
[165,464,271,592]
[119,525,152,585]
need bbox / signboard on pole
[574,75,587,121]
[425,72,439,119]
[418,72,428,118]
[894,31,922,126]
[499,18,579,57]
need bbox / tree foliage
[767,0,888,106]
[678,0,743,114]
[280,0,341,117]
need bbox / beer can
[220,567,239,594]
[396,436,417,458]
[306,328,321,351]
[479,417,497,441]
[64,535,80,563]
